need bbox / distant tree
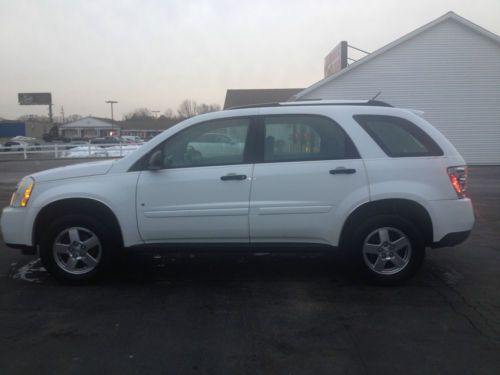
[163,108,174,119]
[177,100,198,118]
[124,108,154,120]
[66,114,82,122]
[177,100,221,118]
[17,114,51,122]
[196,103,220,114]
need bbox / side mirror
[148,150,163,170]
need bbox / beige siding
[301,19,500,164]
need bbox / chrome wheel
[362,227,412,275]
[52,227,102,275]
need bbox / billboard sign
[18,92,52,105]
[324,41,348,78]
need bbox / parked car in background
[0,140,28,152]
[90,137,121,145]
[1,100,474,285]
[61,144,141,158]
[61,145,108,158]
[1,137,43,152]
[105,144,141,157]
[121,135,144,144]
[186,132,244,162]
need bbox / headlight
[10,177,35,208]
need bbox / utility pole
[48,103,54,123]
[105,100,118,136]
[60,106,65,123]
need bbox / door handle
[329,167,356,175]
[220,174,247,181]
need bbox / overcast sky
[1,0,499,120]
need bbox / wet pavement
[0,160,499,375]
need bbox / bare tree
[17,114,51,122]
[163,108,174,119]
[177,100,221,118]
[177,100,198,118]
[124,108,154,120]
[66,114,82,122]
[196,103,220,114]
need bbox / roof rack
[228,99,393,110]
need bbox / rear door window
[353,115,443,157]
[262,115,359,162]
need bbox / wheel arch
[339,199,433,249]
[33,198,124,248]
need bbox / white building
[60,117,117,139]
[293,12,500,165]
[59,116,179,140]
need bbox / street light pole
[105,100,118,136]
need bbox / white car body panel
[136,164,253,243]
[32,160,115,182]
[0,104,474,252]
[2,172,142,247]
[249,159,369,245]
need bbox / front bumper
[5,243,36,254]
[1,206,32,248]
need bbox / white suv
[1,100,474,284]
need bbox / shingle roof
[61,116,113,128]
[223,88,304,109]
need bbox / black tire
[39,214,115,284]
[348,215,425,286]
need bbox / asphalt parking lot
[0,160,499,375]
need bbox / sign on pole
[324,41,348,78]
[18,93,52,105]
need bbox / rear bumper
[428,198,474,243]
[431,230,471,248]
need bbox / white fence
[0,143,141,160]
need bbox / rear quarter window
[353,115,443,157]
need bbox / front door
[136,117,254,243]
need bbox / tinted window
[160,118,250,168]
[263,115,359,162]
[353,115,443,157]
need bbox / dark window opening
[353,115,443,157]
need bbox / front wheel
[40,214,114,283]
[350,215,425,285]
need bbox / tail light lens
[447,166,468,198]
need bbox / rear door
[249,114,369,245]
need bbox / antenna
[370,91,382,101]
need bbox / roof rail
[228,99,392,110]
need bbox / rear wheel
[350,215,425,285]
[40,214,115,283]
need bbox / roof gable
[61,116,113,128]
[294,11,500,100]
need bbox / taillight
[447,166,468,198]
